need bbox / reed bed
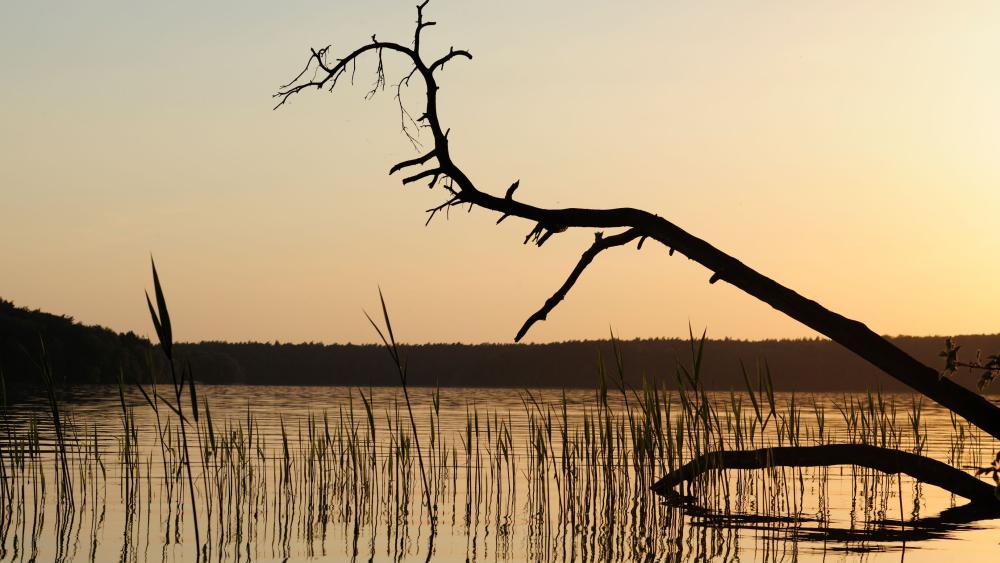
[1,335,998,561]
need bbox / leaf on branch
[939,337,961,378]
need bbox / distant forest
[0,299,152,392]
[2,299,996,394]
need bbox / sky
[1,1,998,345]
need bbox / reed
[3,320,999,561]
[364,290,435,526]
[143,258,202,557]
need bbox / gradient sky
[2,1,998,344]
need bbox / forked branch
[516,229,641,341]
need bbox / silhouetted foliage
[939,337,1000,391]
[0,299,152,395]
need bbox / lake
[1,384,998,562]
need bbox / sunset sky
[2,0,998,345]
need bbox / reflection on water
[1,385,998,562]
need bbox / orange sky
[1,1,998,344]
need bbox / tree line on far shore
[2,299,993,394]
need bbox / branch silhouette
[652,444,1000,506]
[275,1,1000,440]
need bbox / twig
[515,229,641,341]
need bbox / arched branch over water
[275,1,1000,439]
[651,444,1000,506]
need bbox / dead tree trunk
[275,1,1000,440]
[651,444,1000,506]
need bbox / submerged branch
[651,444,1000,506]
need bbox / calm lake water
[1,385,998,562]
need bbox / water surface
[1,385,998,562]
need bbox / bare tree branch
[279,45,331,90]
[504,180,519,200]
[430,47,473,73]
[401,168,442,187]
[515,229,642,342]
[390,151,437,175]
[414,0,435,56]
[275,0,1000,441]
[424,195,463,226]
[273,40,416,110]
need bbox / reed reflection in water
[1,384,999,562]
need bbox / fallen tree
[651,444,1000,506]
[275,1,1000,497]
